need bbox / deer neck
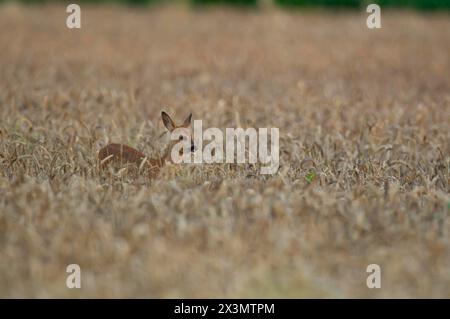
[159,141,174,166]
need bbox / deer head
[161,111,195,163]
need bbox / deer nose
[191,143,196,152]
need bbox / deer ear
[161,111,176,131]
[181,113,192,127]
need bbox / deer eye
[179,136,184,141]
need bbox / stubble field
[0,4,449,298]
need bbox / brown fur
[98,143,162,177]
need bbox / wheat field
[0,3,449,298]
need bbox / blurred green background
[0,0,449,10]
[275,0,450,10]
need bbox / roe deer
[98,111,194,178]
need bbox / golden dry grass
[0,3,449,298]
